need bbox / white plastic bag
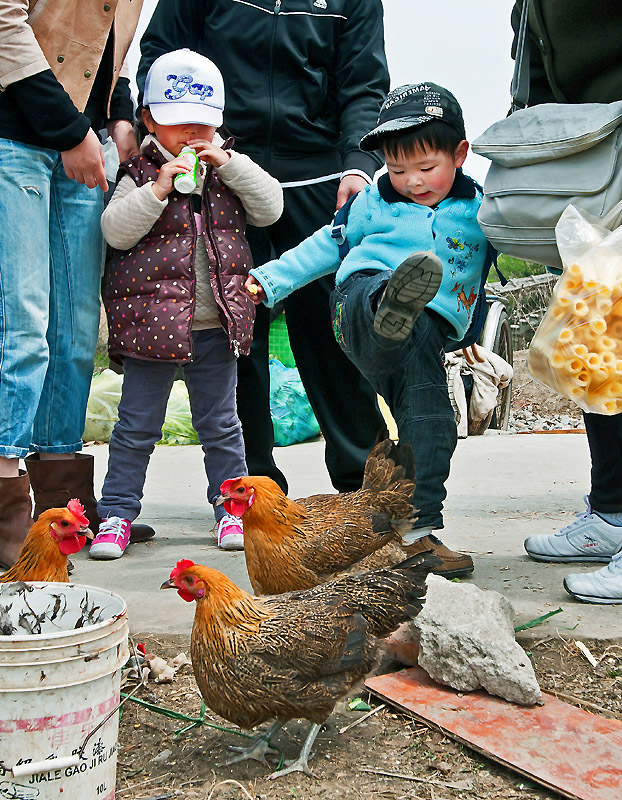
[528,200,622,414]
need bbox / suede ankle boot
[0,470,33,569]
[25,453,100,527]
[25,453,155,543]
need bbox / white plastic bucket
[0,582,129,799]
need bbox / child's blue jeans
[98,329,246,523]
[331,271,457,531]
[0,138,103,457]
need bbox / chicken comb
[67,498,89,527]
[220,476,245,493]
[171,558,195,579]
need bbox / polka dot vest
[103,140,256,363]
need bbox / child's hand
[245,276,266,303]
[151,156,193,201]
[187,138,231,168]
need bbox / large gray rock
[411,575,542,706]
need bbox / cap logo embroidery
[425,105,443,117]
[164,73,215,102]
[383,84,432,110]
[314,0,327,6]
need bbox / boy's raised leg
[373,251,443,341]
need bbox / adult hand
[336,174,368,210]
[107,119,140,162]
[187,138,231,168]
[61,128,108,191]
[245,276,266,303]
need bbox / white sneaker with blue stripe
[524,498,622,563]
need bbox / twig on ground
[339,703,386,734]
[546,689,620,718]
[205,779,255,800]
[574,640,599,667]
[117,775,166,795]
[360,766,470,789]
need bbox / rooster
[218,439,416,595]
[161,551,438,778]
[0,499,92,583]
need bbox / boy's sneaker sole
[374,252,443,341]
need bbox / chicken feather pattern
[219,439,417,595]
[162,551,438,736]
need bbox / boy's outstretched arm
[245,221,344,308]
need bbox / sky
[126,0,516,183]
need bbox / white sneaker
[217,513,244,551]
[564,551,622,604]
[524,498,622,563]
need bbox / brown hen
[161,550,438,777]
[218,438,416,594]
[0,500,92,583]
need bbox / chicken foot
[225,721,283,766]
[267,722,321,779]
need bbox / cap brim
[148,102,223,128]
[360,115,434,151]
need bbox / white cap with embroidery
[143,49,225,127]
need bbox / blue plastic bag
[269,359,320,446]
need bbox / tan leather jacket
[0,0,143,114]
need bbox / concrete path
[71,431,622,640]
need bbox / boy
[92,50,283,558]
[246,83,489,578]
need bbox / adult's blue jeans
[331,272,457,531]
[98,329,247,522]
[0,138,103,458]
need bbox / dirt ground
[115,634,622,800]
[113,356,611,800]
[510,350,582,421]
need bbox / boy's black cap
[360,82,466,151]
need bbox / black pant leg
[236,227,288,492]
[584,411,622,512]
[274,181,385,492]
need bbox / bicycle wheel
[488,308,513,430]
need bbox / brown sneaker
[401,533,474,579]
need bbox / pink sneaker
[89,516,131,560]
[217,513,244,550]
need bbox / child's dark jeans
[331,271,457,531]
[98,328,246,523]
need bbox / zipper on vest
[202,171,238,354]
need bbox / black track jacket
[137,0,389,183]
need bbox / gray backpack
[472,0,622,270]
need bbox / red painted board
[366,667,622,800]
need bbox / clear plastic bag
[528,200,622,414]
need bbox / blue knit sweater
[251,171,489,339]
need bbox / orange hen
[161,550,438,777]
[0,499,92,583]
[218,438,416,594]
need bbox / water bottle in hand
[173,146,199,194]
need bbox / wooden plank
[366,667,622,800]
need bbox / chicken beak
[214,494,226,506]
[160,578,176,590]
[81,526,95,541]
